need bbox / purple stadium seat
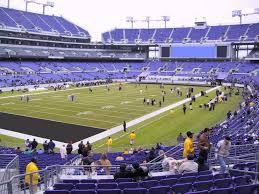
[97,189,121,194]
[171,183,192,194]
[98,179,115,183]
[213,173,230,180]
[71,190,96,194]
[116,178,133,182]
[123,188,147,194]
[214,178,232,188]
[178,176,196,184]
[160,178,178,186]
[193,180,213,191]
[97,183,118,189]
[75,183,96,190]
[196,174,213,181]
[63,179,80,185]
[233,175,251,186]
[81,179,98,184]
[139,180,159,189]
[149,186,171,194]
[186,191,209,194]
[118,182,138,189]
[53,183,74,190]
[44,191,70,194]
[235,184,259,194]
[210,188,234,194]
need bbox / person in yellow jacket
[25,158,40,193]
[106,137,113,152]
[129,131,136,145]
[183,131,195,158]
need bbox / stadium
[0,0,258,193]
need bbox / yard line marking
[76,111,93,116]
[0,102,15,106]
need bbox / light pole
[43,1,54,15]
[146,16,150,29]
[126,16,134,28]
[161,16,170,28]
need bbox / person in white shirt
[60,145,67,160]
[215,136,231,173]
[178,154,198,174]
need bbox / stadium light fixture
[126,16,134,28]
[232,9,259,24]
[146,16,150,29]
[161,16,170,28]
[43,1,54,15]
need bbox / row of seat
[45,183,259,194]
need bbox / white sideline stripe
[72,86,221,150]
[0,83,121,100]
[0,128,65,149]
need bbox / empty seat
[53,183,74,191]
[75,183,96,190]
[123,188,147,194]
[210,188,234,194]
[182,172,198,177]
[235,184,259,194]
[149,186,170,194]
[196,174,213,181]
[214,178,232,189]
[71,190,96,194]
[97,183,118,189]
[178,176,196,184]
[81,179,98,184]
[139,180,159,189]
[233,175,251,186]
[193,180,213,191]
[98,179,115,183]
[118,182,138,189]
[116,178,133,182]
[198,171,212,175]
[97,189,121,194]
[213,173,230,180]
[171,183,192,194]
[63,179,80,185]
[44,191,70,194]
[160,178,178,186]
[186,191,209,194]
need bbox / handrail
[0,154,19,183]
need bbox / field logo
[121,101,131,104]
[101,105,115,109]
[77,111,93,116]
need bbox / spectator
[177,132,184,144]
[48,140,55,153]
[215,136,231,173]
[37,149,43,155]
[131,162,148,181]
[86,141,92,152]
[183,131,194,158]
[198,128,211,161]
[115,153,124,161]
[25,158,40,193]
[178,154,198,174]
[82,151,94,176]
[114,164,132,179]
[25,139,31,150]
[31,139,38,152]
[78,141,84,155]
[43,140,49,153]
[100,153,111,175]
[66,142,73,154]
[23,148,33,155]
[15,146,22,154]
[123,148,129,154]
[146,147,156,162]
[197,157,209,172]
[60,145,67,160]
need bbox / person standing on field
[106,137,113,152]
[129,131,136,145]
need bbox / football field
[0,83,242,151]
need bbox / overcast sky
[1,0,259,40]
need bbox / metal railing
[0,154,19,183]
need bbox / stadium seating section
[0,7,89,37]
[102,23,259,43]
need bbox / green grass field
[0,83,242,152]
